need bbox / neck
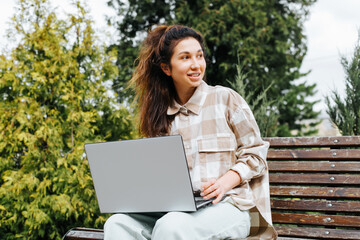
[176,87,196,105]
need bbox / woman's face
[161,37,206,101]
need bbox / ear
[160,63,171,76]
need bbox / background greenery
[326,30,360,135]
[4,0,357,239]
[0,0,135,239]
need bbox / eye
[197,53,203,58]
[181,55,190,60]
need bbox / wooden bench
[265,136,360,240]
[63,136,360,240]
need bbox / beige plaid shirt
[167,81,277,239]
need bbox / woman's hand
[200,170,242,204]
[200,178,225,204]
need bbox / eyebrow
[177,49,203,56]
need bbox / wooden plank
[264,136,360,147]
[277,238,313,240]
[271,199,360,212]
[275,226,360,240]
[267,149,360,160]
[268,161,360,172]
[270,173,360,185]
[272,212,360,227]
[64,228,104,240]
[73,228,103,233]
[270,186,360,199]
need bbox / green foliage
[229,63,280,137]
[106,0,176,102]
[326,31,360,135]
[107,0,320,136]
[0,0,135,239]
[277,81,320,136]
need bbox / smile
[188,73,200,77]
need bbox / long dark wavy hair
[130,25,205,137]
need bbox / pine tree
[326,31,360,135]
[0,0,134,239]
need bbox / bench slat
[267,149,360,160]
[264,136,360,147]
[64,228,104,240]
[272,212,360,227]
[270,186,360,198]
[277,238,313,240]
[268,161,360,172]
[270,173,360,185]
[72,228,104,233]
[271,199,360,212]
[275,226,360,240]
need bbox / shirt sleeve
[227,90,269,184]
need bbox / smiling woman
[129,25,207,137]
[102,25,277,240]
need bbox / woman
[104,25,277,240]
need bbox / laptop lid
[85,135,197,213]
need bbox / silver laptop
[85,135,215,213]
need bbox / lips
[187,73,202,82]
[188,73,201,77]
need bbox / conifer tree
[326,32,360,135]
[0,0,134,239]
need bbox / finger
[212,192,224,204]
[200,178,216,191]
[201,182,218,196]
[203,187,220,200]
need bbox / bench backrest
[264,136,360,240]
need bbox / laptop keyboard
[193,190,226,209]
[194,197,214,208]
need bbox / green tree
[326,31,360,135]
[229,63,280,137]
[106,0,175,102]
[107,0,320,136]
[0,0,134,239]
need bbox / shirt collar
[167,80,208,116]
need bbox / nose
[191,57,200,69]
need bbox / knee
[104,213,131,231]
[152,212,192,237]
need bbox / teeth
[189,74,200,77]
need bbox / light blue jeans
[104,202,250,240]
